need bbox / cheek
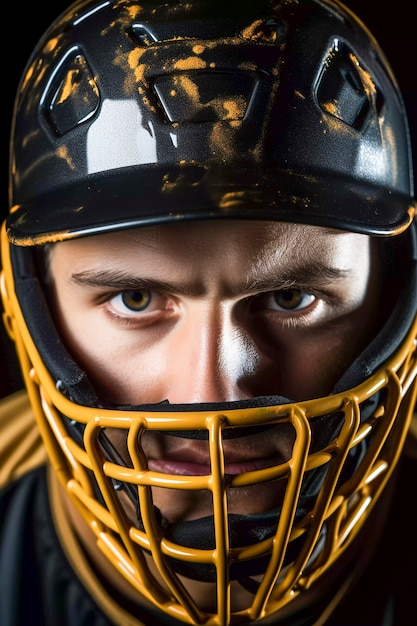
[263,314,373,401]
[50,294,127,399]
[268,335,335,400]
[58,311,113,369]
[302,313,378,397]
[55,315,172,405]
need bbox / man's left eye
[268,289,316,311]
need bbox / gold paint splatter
[174,56,207,71]
[322,101,337,116]
[126,4,142,19]
[241,19,264,40]
[222,97,246,120]
[192,44,205,55]
[238,61,257,72]
[350,52,377,105]
[241,19,279,43]
[45,37,59,54]
[173,74,200,104]
[141,95,156,112]
[56,145,76,170]
[128,47,147,69]
[209,118,243,159]
[20,63,35,93]
[55,56,98,106]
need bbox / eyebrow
[70,270,206,296]
[70,262,351,297]
[245,262,351,293]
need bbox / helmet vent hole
[130,24,159,46]
[249,18,288,44]
[153,71,257,124]
[42,52,100,136]
[316,40,371,130]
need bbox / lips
[147,442,285,476]
[137,431,295,523]
[104,423,294,479]
[148,457,211,476]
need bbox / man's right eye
[110,289,152,313]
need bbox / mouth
[143,423,294,479]
[138,422,295,478]
[147,451,285,476]
[104,425,295,523]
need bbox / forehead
[48,220,372,276]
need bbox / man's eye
[268,289,316,311]
[111,290,152,313]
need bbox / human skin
[47,219,384,614]
[47,219,381,405]
[47,219,382,520]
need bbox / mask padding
[135,506,306,582]
[115,395,293,439]
[10,245,99,407]
[335,224,417,393]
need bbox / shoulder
[0,389,47,490]
[0,466,48,626]
[0,466,109,626]
[0,466,154,626]
[0,466,115,626]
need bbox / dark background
[1,0,416,398]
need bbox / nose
[165,302,270,404]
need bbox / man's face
[48,219,381,405]
[47,220,382,524]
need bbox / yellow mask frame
[2,222,417,625]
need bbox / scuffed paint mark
[161,166,201,193]
[8,230,73,246]
[161,172,190,192]
[219,191,248,209]
[9,204,22,215]
[162,173,178,193]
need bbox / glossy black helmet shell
[7,0,415,245]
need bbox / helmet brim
[7,164,415,245]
